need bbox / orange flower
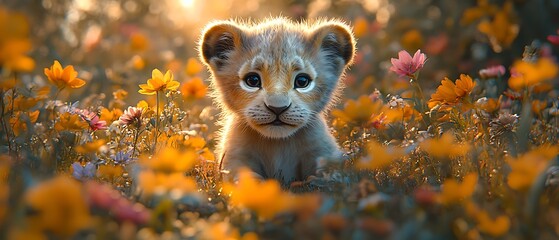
[353,17,369,38]
[428,77,458,109]
[224,168,293,219]
[419,132,471,159]
[507,145,559,191]
[129,32,149,52]
[97,164,124,182]
[44,60,86,89]
[54,112,89,131]
[0,39,35,72]
[141,147,197,173]
[475,97,500,113]
[75,139,106,154]
[138,69,180,95]
[531,100,547,116]
[454,74,476,98]
[184,136,206,150]
[332,95,383,125]
[428,75,476,109]
[9,110,39,136]
[99,108,123,124]
[181,76,207,99]
[400,30,423,52]
[357,141,406,170]
[185,57,203,76]
[460,0,498,25]
[138,171,197,196]
[508,58,558,91]
[477,2,518,52]
[465,201,510,237]
[112,89,128,100]
[437,173,477,204]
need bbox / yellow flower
[138,69,180,95]
[141,147,197,173]
[185,57,203,76]
[54,112,89,131]
[24,176,90,238]
[224,168,294,219]
[75,139,106,154]
[99,108,123,124]
[437,173,477,204]
[181,76,207,100]
[44,60,86,89]
[357,141,406,170]
[508,58,558,91]
[138,171,197,196]
[419,132,471,159]
[97,164,124,182]
[507,145,559,191]
[332,95,383,125]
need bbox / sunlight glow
[180,0,195,8]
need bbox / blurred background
[1,0,559,101]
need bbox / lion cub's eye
[294,74,312,89]
[243,73,261,88]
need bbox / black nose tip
[266,104,290,115]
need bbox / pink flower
[548,30,559,45]
[78,109,107,131]
[118,106,143,127]
[86,181,150,225]
[390,50,427,78]
[479,65,506,79]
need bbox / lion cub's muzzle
[264,103,293,126]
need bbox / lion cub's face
[199,18,355,138]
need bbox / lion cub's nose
[265,104,290,115]
[264,94,291,115]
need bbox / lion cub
[199,18,355,185]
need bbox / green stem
[154,91,159,153]
[52,88,61,128]
[0,90,12,154]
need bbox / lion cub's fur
[199,17,355,185]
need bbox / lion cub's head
[199,18,355,139]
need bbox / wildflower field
[1,0,559,239]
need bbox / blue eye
[294,74,312,88]
[244,73,261,88]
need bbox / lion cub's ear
[199,22,245,69]
[308,21,356,67]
